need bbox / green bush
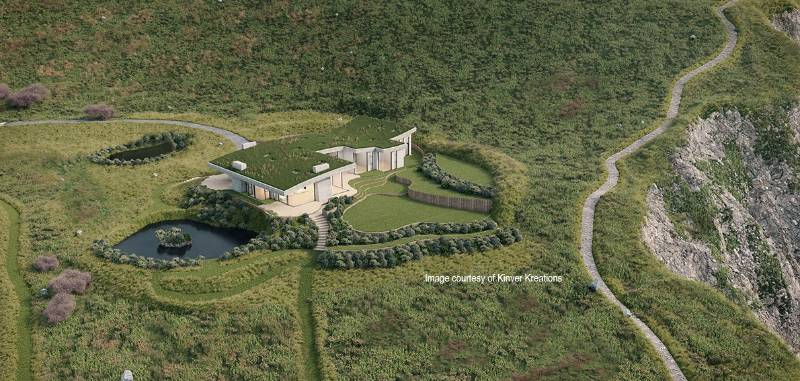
[182,185,269,231]
[221,215,318,259]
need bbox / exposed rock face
[773,9,800,44]
[642,186,717,284]
[642,108,800,352]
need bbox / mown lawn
[343,195,487,232]
[436,153,494,186]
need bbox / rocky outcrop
[642,186,718,284]
[773,9,800,44]
[643,108,800,352]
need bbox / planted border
[318,227,522,269]
[88,131,193,166]
[418,153,496,197]
[324,196,497,246]
[395,175,493,212]
[417,139,528,225]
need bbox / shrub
[0,83,10,99]
[43,293,76,325]
[6,83,49,108]
[182,185,269,231]
[48,269,92,295]
[32,255,59,272]
[221,214,318,259]
[84,103,115,120]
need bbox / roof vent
[312,163,330,173]
[232,161,247,171]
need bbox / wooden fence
[395,175,493,213]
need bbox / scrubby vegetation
[4,83,48,109]
[319,227,522,269]
[0,84,10,100]
[32,255,59,272]
[182,185,269,231]
[591,1,800,377]
[418,153,496,198]
[221,215,317,260]
[83,103,115,120]
[48,269,92,295]
[42,293,75,325]
[88,131,193,166]
[154,227,191,248]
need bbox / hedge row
[418,138,528,225]
[318,227,522,269]
[419,153,496,197]
[91,240,203,269]
[88,131,193,166]
[324,196,497,246]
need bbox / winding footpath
[579,1,739,380]
[5,118,250,148]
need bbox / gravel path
[4,118,250,148]
[579,2,739,380]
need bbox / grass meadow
[2,0,799,379]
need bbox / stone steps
[310,210,330,251]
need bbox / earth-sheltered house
[208,116,416,206]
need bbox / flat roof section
[209,116,415,190]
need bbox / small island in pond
[154,227,192,248]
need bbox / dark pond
[109,141,175,161]
[114,220,255,260]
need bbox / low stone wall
[396,175,493,213]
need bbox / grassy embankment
[592,0,800,379]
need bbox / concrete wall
[314,177,332,203]
[355,152,368,173]
[287,186,315,206]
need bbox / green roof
[210,116,413,190]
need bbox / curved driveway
[579,1,739,380]
[5,118,250,148]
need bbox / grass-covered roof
[210,116,412,190]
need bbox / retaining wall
[395,175,492,213]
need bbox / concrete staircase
[310,210,329,251]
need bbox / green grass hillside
[592,0,800,379]
[3,0,799,379]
